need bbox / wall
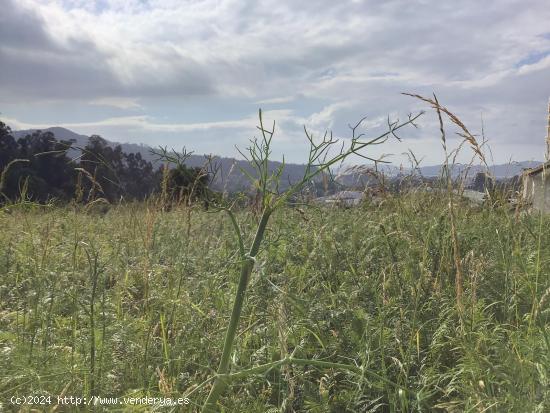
[523,171,550,213]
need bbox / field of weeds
[1,192,549,412]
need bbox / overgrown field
[1,194,549,412]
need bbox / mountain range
[12,126,542,192]
[11,127,313,192]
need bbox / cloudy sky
[1,0,549,166]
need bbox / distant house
[522,100,550,213]
[523,161,550,213]
[315,190,365,207]
[461,189,486,204]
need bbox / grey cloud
[0,1,54,50]
[0,0,215,102]
[2,0,550,164]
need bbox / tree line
[0,120,210,204]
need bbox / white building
[315,190,365,207]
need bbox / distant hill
[12,126,543,192]
[416,162,541,178]
[11,127,314,193]
[334,160,542,188]
[12,127,156,162]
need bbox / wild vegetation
[1,191,549,412]
[0,99,549,412]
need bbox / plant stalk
[202,207,272,412]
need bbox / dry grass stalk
[0,159,30,197]
[404,92,494,314]
[435,94,463,312]
[402,93,488,167]
[74,166,105,202]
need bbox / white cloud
[256,96,295,105]
[5,109,302,133]
[89,97,142,109]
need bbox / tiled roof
[524,161,550,176]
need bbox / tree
[14,130,75,202]
[80,135,163,202]
[120,151,160,200]
[165,164,210,203]
[0,121,18,172]
[80,135,125,202]
[0,127,76,202]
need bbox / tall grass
[0,194,549,412]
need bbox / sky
[1,0,550,166]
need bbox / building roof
[314,190,365,204]
[524,161,550,176]
[330,191,364,199]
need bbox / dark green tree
[1,129,75,202]
[166,164,210,203]
[19,131,75,201]
[80,135,162,202]
[80,135,125,202]
[121,151,160,200]
[0,121,18,172]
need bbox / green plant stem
[226,357,361,379]
[202,207,272,412]
[87,250,99,398]
[207,356,415,399]
[224,208,245,257]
